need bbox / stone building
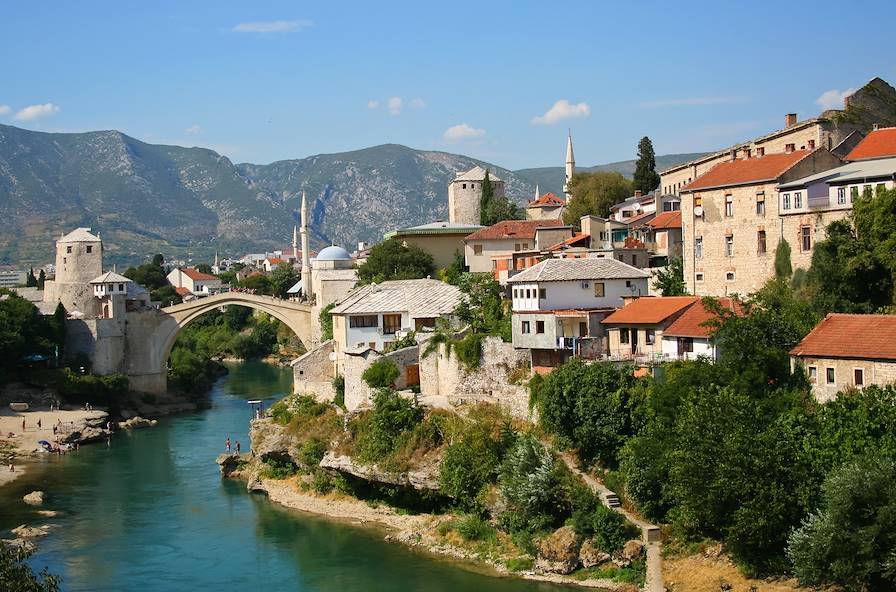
[526,192,567,221]
[447,166,505,226]
[790,314,896,402]
[463,219,568,273]
[680,148,843,296]
[383,221,483,269]
[43,228,104,316]
[166,267,222,296]
[602,296,699,361]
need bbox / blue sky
[2,0,895,169]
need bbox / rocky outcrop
[23,491,44,505]
[11,524,56,539]
[216,453,250,477]
[622,539,645,560]
[319,452,442,491]
[118,416,158,429]
[60,411,112,445]
[535,526,580,575]
[579,538,611,568]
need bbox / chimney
[873,123,881,131]
[634,190,642,198]
[730,149,737,161]
[785,113,798,128]
[621,294,640,307]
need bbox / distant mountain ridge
[0,123,703,266]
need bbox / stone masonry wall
[293,340,336,403]
[795,356,896,403]
[342,345,421,411]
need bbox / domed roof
[316,245,352,261]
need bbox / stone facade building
[463,219,567,274]
[526,192,567,221]
[43,228,104,316]
[680,148,843,296]
[447,166,505,226]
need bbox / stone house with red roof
[791,313,896,402]
[166,267,222,296]
[463,219,569,274]
[526,192,567,221]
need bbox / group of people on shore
[224,437,242,455]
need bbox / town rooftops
[174,287,192,297]
[59,227,101,243]
[528,192,566,207]
[453,166,502,183]
[602,296,699,325]
[89,271,132,284]
[265,257,287,264]
[845,127,896,161]
[384,221,483,240]
[778,156,896,190]
[546,233,590,251]
[330,278,461,318]
[647,210,682,230]
[790,313,896,361]
[465,219,565,241]
[507,257,650,284]
[663,297,741,338]
[681,150,813,192]
[180,268,219,281]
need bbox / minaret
[213,250,219,272]
[292,224,298,259]
[300,190,311,299]
[564,130,575,203]
[534,184,540,201]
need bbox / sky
[2,0,895,170]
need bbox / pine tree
[633,136,661,194]
[26,267,37,287]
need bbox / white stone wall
[794,356,896,403]
[510,278,648,311]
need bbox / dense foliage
[319,303,335,341]
[562,172,633,228]
[356,239,435,285]
[651,257,686,296]
[361,358,400,389]
[454,273,511,340]
[0,544,60,592]
[632,136,660,194]
[353,389,424,462]
[0,292,66,384]
[479,170,522,226]
[124,254,181,304]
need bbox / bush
[362,358,400,389]
[332,374,345,408]
[298,439,327,469]
[0,543,60,592]
[259,458,297,480]
[438,408,509,511]
[269,394,328,426]
[453,333,484,370]
[354,390,423,462]
[455,514,496,542]
[498,435,566,533]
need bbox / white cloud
[410,98,425,109]
[640,96,749,108]
[443,123,486,142]
[532,99,590,125]
[0,105,10,115]
[367,100,380,109]
[816,88,857,110]
[231,19,312,34]
[185,124,202,134]
[14,103,60,122]
[387,97,403,116]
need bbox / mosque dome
[316,245,352,261]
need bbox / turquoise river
[0,361,570,591]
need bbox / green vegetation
[0,544,60,592]
[479,170,522,226]
[58,370,129,405]
[774,238,792,280]
[0,291,66,385]
[356,239,435,285]
[352,389,424,463]
[632,136,660,194]
[125,254,182,304]
[361,358,400,389]
[562,172,633,229]
[438,250,466,285]
[652,257,686,296]
[319,303,335,341]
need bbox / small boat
[9,402,29,412]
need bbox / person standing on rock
[235,441,241,456]
[225,438,231,453]
[21,419,25,432]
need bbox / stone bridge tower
[447,166,505,226]
[43,227,103,316]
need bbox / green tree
[239,273,273,294]
[195,263,212,274]
[633,136,660,194]
[479,170,522,226]
[37,269,46,289]
[439,250,466,286]
[774,239,792,280]
[151,253,164,267]
[361,358,400,388]
[26,267,37,287]
[0,543,60,592]
[562,172,633,229]
[652,257,687,296]
[454,273,510,339]
[356,239,435,285]
[270,265,299,298]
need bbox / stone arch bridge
[124,292,313,394]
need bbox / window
[725,194,733,217]
[757,230,767,254]
[757,147,765,156]
[695,272,704,282]
[62,257,66,265]
[877,183,886,194]
[536,320,545,334]
[382,314,402,335]
[594,282,605,297]
[514,243,521,251]
[826,367,836,384]
[462,183,467,189]
[850,186,859,201]
[521,321,531,334]
[539,288,546,299]
[525,289,531,298]
[86,245,93,254]
[756,192,765,215]
[863,184,872,196]
[854,368,864,386]
[631,254,638,267]
[786,143,796,152]
[801,226,812,252]
[725,235,734,257]
[349,315,378,328]
[473,244,483,255]
[782,193,791,210]
[837,187,846,205]
[645,329,655,345]
[522,243,529,250]
[118,283,124,291]
[695,237,703,259]
[726,272,736,281]
[808,366,817,384]
[620,328,630,344]
[513,288,518,298]
[794,192,803,209]
[808,139,816,149]
[66,246,72,254]
[694,195,703,208]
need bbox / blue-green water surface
[0,362,569,592]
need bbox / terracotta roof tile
[647,211,682,230]
[181,268,219,281]
[529,192,566,207]
[546,233,590,251]
[664,298,742,338]
[465,219,565,241]
[682,151,813,192]
[845,127,896,161]
[790,313,896,361]
[602,296,698,325]
[174,287,192,296]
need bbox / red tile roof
[845,127,896,161]
[664,298,741,338]
[465,219,565,241]
[266,257,287,264]
[790,313,896,361]
[602,296,699,325]
[181,268,219,281]
[529,192,566,207]
[546,233,590,251]
[682,150,813,191]
[647,210,682,230]
[622,211,655,227]
[174,287,192,296]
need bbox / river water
[0,361,568,591]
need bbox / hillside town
[4,74,896,592]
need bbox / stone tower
[43,227,104,315]
[564,130,575,203]
[447,166,505,226]
[300,190,312,300]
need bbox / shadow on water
[0,361,573,592]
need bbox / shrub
[259,458,297,480]
[354,389,423,462]
[362,358,400,389]
[269,394,328,426]
[455,514,496,542]
[319,303,335,341]
[0,543,60,592]
[498,435,566,532]
[332,374,345,408]
[439,410,507,511]
[453,333,484,370]
[298,439,327,469]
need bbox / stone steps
[603,492,621,508]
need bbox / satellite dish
[694,206,704,217]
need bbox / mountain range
[0,123,700,266]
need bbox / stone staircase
[603,491,621,508]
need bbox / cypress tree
[633,136,661,194]
[37,269,46,289]
[775,239,793,279]
[26,267,37,287]
[479,170,494,226]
